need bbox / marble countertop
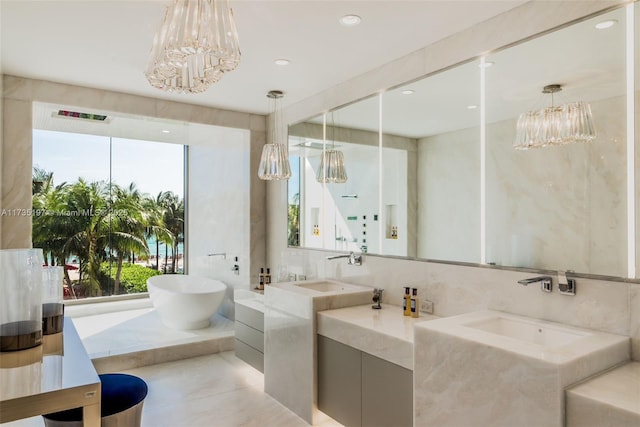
[317,304,439,370]
[234,288,265,313]
[414,310,629,365]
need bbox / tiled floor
[4,351,338,427]
[2,304,341,427]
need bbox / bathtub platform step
[92,333,235,373]
[69,307,235,373]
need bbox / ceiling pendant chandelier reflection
[316,113,348,183]
[258,91,291,181]
[145,0,241,94]
[513,84,596,150]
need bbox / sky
[33,129,184,199]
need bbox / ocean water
[146,238,184,258]
[63,239,182,264]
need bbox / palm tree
[33,170,80,296]
[32,167,54,196]
[62,179,111,297]
[145,191,174,271]
[108,183,150,294]
[288,192,300,246]
[157,191,184,273]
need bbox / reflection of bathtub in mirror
[147,275,226,330]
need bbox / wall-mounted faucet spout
[517,276,552,293]
[326,251,362,266]
[207,252,226,259]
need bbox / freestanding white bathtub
[147,275,226,330]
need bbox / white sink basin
[294,281,364,293]
[465,315,589,347]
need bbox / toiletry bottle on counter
[265,268,272,285]
[403,287,411,316]
[411,288,419,318]
[258,268,265,290]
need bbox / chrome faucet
[517,276,552,293]
[326,251,362,266]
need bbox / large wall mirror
[289,3,640,279]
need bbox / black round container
[42,303,65,335]
[0,320,43,352]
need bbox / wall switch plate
[420,299,433,314]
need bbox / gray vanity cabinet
[318,335,413,427]
[234,303,264,372]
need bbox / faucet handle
[372,288,383,309]
[558,271,576,295]
[348,252,362,266]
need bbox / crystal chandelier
[513,84,596,150]
[258,91,291,181]
[145,0,241,94]
[316,113,348,183]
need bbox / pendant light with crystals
[145,0,241,94]
[316,112,348,183]
[258,91,291,180]
[514,84,596,150]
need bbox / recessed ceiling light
[595,19,617,30]
[401,90,414,95]
[161,130,170,133]
[467,105,478,110]
[340,14,361,26]
[478,61,495,68]
[274,59,290,66]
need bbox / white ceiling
[314,5,631,139]
[0,0,527,116]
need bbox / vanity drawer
[235,321,264,352]
[235,304,264,332]
[235,339,264,373]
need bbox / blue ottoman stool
[43,373,148,427]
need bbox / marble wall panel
[1,98,32,248]
[418,127,480,262]
[188,132,250,320]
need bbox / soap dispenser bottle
[265,268,272,285]
[258,268,265,290]
[411,288,419,318]
[403,287,411,316]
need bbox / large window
[32,129,185,299]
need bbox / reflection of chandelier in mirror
[513,84,596,150]
[145,0,241,94]
[316,113,348,183]
[258,91,291,181]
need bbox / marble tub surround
[566,362,640,427]
[317,303,438,370]
[264,279,372,424]
[413,310,630,427]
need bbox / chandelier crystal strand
[146,0,240,93]
[513,85,596,149]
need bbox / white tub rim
[147,274,226,294]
